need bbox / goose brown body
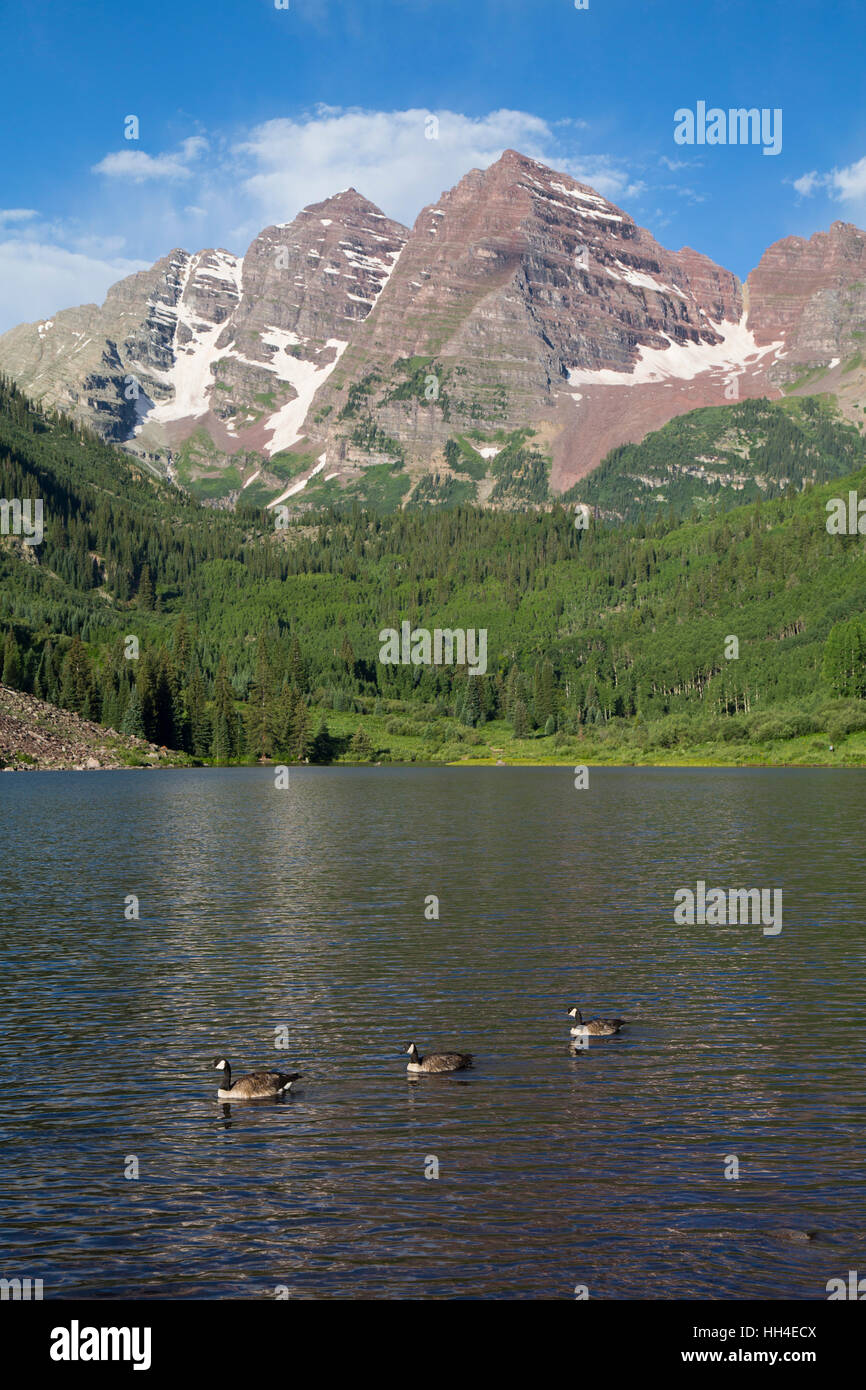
[213,1058,300,1098]
[567,1008,627,1037]
[406,1043,473,1073]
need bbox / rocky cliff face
[0,151,863,507]
[0,252,193,446]
[0,192,407,501]
[746,221,866,364]
[192,190,407,500]
[744,221,866,421]
[309,150,750,493]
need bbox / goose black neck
[220,1063,231,1089]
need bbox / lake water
[0,766,864,1300]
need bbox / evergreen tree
[505,664,523,717]
[340,635,355,677]
[60,636,92,713]
[350,725,374,761]
[173,612,192,675]
[187,670,211,756]
[512,699,530,739]
[135,650,176,746]
[137,563,155,611]
[101,682,122,731]
[39,641,60,705]
[211,659,236,761]
[83,676,101,723]
[288,634,306,692]
[310,717,335,764]
[121,685,145,738]
[211,711,232,764]
[460,679,482,727]
[1,629,22,688]
[246,635,277,757]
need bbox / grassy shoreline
[301,709,866,769]
[7,691,866,771]
[10,750,866,771]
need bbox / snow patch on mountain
[264,338,348,466]
[550,181,610,210]
[607,261,687,298]
[567,314,784,389]
[143,324,227,425]
[267,453,329,508]
[261,326,304,354]
[132,250,241,430]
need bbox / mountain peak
[474,147,629,221]
[270,187,406,237]
[488,147,563,182]
[0,150,863,511]
[497,147,538,165]
[305,186,388,216]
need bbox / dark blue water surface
[0,766,864,1298]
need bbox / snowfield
[134,250,242,429]
[567,314,784,389]
[264,344,348,496]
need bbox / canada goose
[212,1057,300,1099]
[567,1007,626,1037]
[406,1043,473,1074]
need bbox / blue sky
[1,0,864,330]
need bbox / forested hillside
[564,396,866,523]
[3,375,866,766]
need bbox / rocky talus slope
[0,684,186,771]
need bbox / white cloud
[793,156,866,206]
[1,108,640,330]
[233,106,638,236]
[793,170,821,197]
[70,233,129,257]
[0,208,39,225]
[831,155,866,202]
[92,136,208,183]
[0,240,148,331]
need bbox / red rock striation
[0,150,863,503]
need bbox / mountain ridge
[1,150,864,509]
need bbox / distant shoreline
[6,754,866,773]
[6,682,865,773]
